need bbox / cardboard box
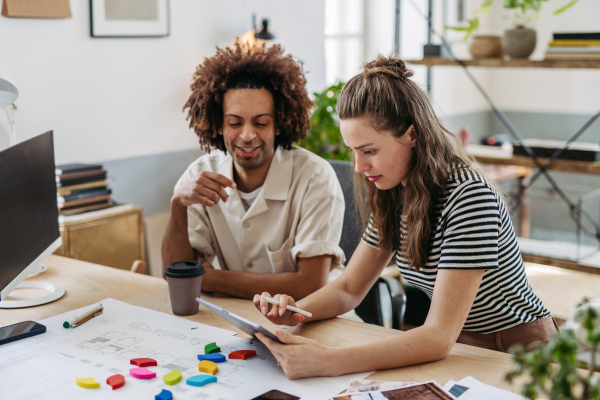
[2,0,71,19]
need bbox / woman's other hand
[253,293,305,326]
[256,328,339,379]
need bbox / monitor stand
[0,282,65,309]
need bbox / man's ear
[275,128,280,136]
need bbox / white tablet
[196,298,283,344]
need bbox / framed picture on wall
[90,0,170,38]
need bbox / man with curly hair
[161,42,346,300]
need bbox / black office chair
[328,160,406,330]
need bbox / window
[324,0,364,85]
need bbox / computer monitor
[0,131,65,308]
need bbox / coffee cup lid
[165,261,205,279]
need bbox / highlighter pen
[261,297,312,318]
[63,303,103,328]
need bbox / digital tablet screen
[196,298,283,344]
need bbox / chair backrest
[328,160,362,262]
[328,159,406,329]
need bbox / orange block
[228,350,257,360]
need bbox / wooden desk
[3,255,524,393]
[526,263,600,323]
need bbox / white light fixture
[0,58,18,146]
[0,58,18,107]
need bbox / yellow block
[163,368,182,385]
[198,360,218,375]
[76,377,100,389]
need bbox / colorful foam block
[155,389,173,400]
[198,360,218,375]
[197,353,226,363]
[204,342,221,354]
[163,368,181,385]
[129,367,156,379]
[186,375,217,387]
[130,357,157,367]
[76,377,100,389]
[106,374,125,390]
[228,350,257,360]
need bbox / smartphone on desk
[0,321,46,345]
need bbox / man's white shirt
[174,146,346,275]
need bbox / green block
[204,342,221,354]
[163,369,181,385]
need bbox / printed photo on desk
[90,0,170,37]
[332,381,454,400]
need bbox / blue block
[197,353,226,363]
[155,389,172,400]
[186,375,218,387]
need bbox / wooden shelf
[467,144,600,175]
[407,57,600,69]
[522,253,600,276]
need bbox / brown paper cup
[164,261,205,316]
[167,275,202,316]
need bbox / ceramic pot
[469,35,504,58]
[502,28,536,59]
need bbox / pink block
[129,367,156,379]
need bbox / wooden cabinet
[54,205,145,271]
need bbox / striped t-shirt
[362,166,550,333]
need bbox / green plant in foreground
[298,82,349,161]
[446,0,578,40]
[506,298,600,400]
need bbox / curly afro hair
[184,41,313,153]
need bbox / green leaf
[554,0,577,15]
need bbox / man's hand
[173,171,236,208]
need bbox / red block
[106,374,125,390]
[130,357,158,367]
[228,350,257,360]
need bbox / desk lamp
[254,18,275,41]
[0,58,18,146]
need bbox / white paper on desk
[0,337,371,400]
[443,376,532,400]
[346,378,415,393]
[0,298,372,400]
[0,298,236,369]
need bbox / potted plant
[505,297,600,400]
[298,82,349,161]
[447,0,578,59]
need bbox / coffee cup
[165,261,205,316]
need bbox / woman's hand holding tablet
[252,293,306,326]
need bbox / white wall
[490,0,600,114]
[0,0,326,163]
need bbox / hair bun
[363,56,413,80]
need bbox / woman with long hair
[253,56,556,379]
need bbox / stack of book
[56,163,114,215]
[545,32,600,60]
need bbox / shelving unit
[410,56,600,272]
[467,144,600,175]
[407,57,600,69]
